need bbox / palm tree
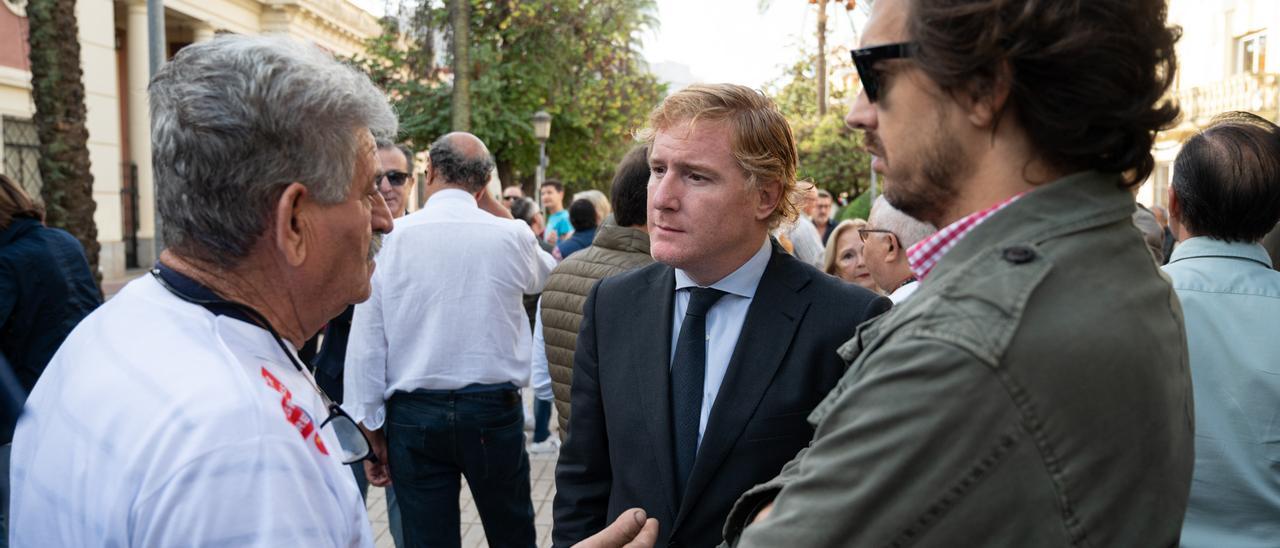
[450,0,470,131]
[759,0,867,116]
[26,0,101,284]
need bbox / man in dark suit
[552,83,890,548]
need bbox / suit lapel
[632,264,681,518]
[672,248,810,531]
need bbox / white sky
[349,0,871,90]
[642,0,869,89]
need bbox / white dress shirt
[344,188,556,429]
[10,276,370,547]
[670,238,771,449]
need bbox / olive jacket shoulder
[724,171,1195,547]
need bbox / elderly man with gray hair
[859,196,937,303]
[345,132,554,547]
[9,35,395,545]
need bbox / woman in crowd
[823,218,879,293]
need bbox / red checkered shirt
[907,193,1026,281]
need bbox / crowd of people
[2,0,1280,547]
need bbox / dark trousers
[533,398,552,443]
[386,387,536,548]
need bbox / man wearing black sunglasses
[376,141,417,218]
[581,0,1193,546]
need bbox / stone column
[126,0,156,266]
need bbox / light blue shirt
[546,209,573,242]
[1163,237,1280,548]
[671,238,771,450]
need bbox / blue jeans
[533,398,552,443]
[386,387,535,548]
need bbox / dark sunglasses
[851,42,916,102]
[377,170,410,187]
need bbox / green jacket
[723,172,1194,547]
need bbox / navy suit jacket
[553,244,890,547]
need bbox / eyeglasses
[150,269,376,465]
[851,42,916,102]
[858,227,898,244]
[377,170,410,187]
[502,195,520,201]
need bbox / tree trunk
[27,0,101,285]
[495,158,515,195]
[450,0,471,131]
[816,0,828,116]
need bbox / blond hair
[638,83,801,229]
[822,218,868,277]
[572,189,612,222]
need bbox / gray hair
[869,196,937,249]
[510,197,539,225]
[376,138,415,176]
[428,135,495,192]
[150,35,397,267]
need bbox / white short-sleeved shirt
[10,274,371,547]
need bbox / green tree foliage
[348,0,666,194]
[767,52,871,205]
[26,0,100,284]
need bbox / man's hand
[476,188,514,219]
[572,509,659,548]
[361,425,392,487]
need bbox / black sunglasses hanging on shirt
[150,265,377,465]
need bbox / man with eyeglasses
[857,196,934,303]
[579,0,1193,546]
[376,141,417,218]
[9,35,392,546]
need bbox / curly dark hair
[907,0,1181,185]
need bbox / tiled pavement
[367,395,561,548]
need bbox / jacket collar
[0,217,40,247]
[590,216,650,255]
[927,171,1134,283]
[1167,236,1274,269]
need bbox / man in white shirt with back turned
[9,35,396,546]
[345,131,554,547]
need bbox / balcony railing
[1177,72,1280,128]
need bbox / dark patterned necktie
[671,287,727,497]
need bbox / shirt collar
[907,192,1026,281]
[425,188,477,208]
[674,238,771,298]
[1167,236,1274,269]
[888,279,919,303]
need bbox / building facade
[1139,0,1279,207]
[0,0,382,279]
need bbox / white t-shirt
[10,275,372,547]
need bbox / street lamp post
[532,110,552,206]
